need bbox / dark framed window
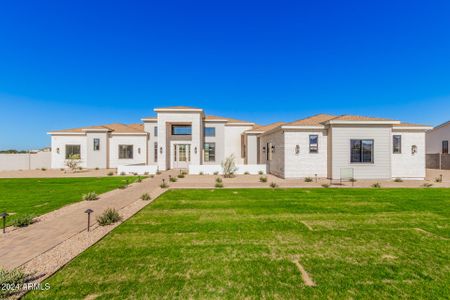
[65,145,81,159]
[350,139,374,163]
[93,138,100,151]
[118,145,133,159]
[443,140,449,154]
[309,135,318,153]
[204,127,216,137]
[204,143,216,162]
[393,135,401,154]
[154,142,158,162]
[154,126,158,137]
[171,125,192,135]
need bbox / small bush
[199,172,204,175]
[169,176,177,182]
[213,171,219,175]
[216,177,223,183]
[435,177,442,183]
[41,168,47,171]
[270,182,278,188]
[244,171,250,175]
[304,177,313,182]
[423,183,433,188]
[144,172,149,175]
[120,171,126,176]
[322,184,330,188]
[181,170,188,175]
[60,168,64,171]
[141,193,151,200]
[133,172,138,176]
[215,182,224,188]
[258,171,264,175]
[0,268,27,298]
[156,171,162,175]
[96,208,122,226]
[350,178,357,182]
[160,179,169,188]
[95,167,99,170]
[150,174,155,178]
[260,176,267,183]
[78,166,83,171]
[13,215,35,227]
[107,171,114,176]
[394,178,403,182]
[372,182,381,188]
[83,192,98,201]
[136,176,142,183]
[177,174,185,178]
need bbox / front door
[174,144,191,169]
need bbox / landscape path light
[85,209,94,232]
[1,212,8,234]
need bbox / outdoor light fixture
[194,147,197,154]
[160,147,163,154]
[1,212,8,234]
[411,145,417,155]
[56,148,60,154]
[295,145,300,155]
[262,146,266,153]
[271,145,275,153]
[84,209,93,232]
[138,148,141,154]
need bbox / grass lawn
[26,188,450,299]
[0,177,139,225]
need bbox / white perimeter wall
[391,131,426,179]
[284,130,328,178]
[331,125,392,180]
[109,135,148,168]
[426,124,450,154]
[0,152,51,171]
[224,125,253,165]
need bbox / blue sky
[1,0,450,149]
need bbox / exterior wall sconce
[160,147,163,154]
[56,148,60,154]
[262,146,266,153]
[138,148,141,154]
[295,145,300,155]
[411,145,417,155]
[271,145,275,153]
[194,147,197,154]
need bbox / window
[443,140,449,154]
[204,143,216,162]
[350,139,374,163]
[204,127,216,137]
[171,125,192,135]
[154,126,158,137]
[93,138,100,151]
[118,145,133,159]
[393,135,401,154]
[154,142,158,162]
[309,135,318,153]
[65,145,80,159]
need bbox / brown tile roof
[329,115,396,122]
[51,123,145,134]
[393,122,430,127]
[249,122,285,132]
[205,115,254,124]
[285,114,336,126]
[155,106,201,110]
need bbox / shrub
[177,174,185,178]
[244,171,250,175]
[41,168,47,171]
[435,177,442,183]
[350,178,357,182]
[133,172,138,176]
[150,175,155,178]
[321,184,330,188]
[304,177,313,182]
[95,167,99,170]
[120,171,126,176]
[141,193,151,200]
[13,215,35,227]
[260,176,267,183]
[215,182,224,188]
[181,170,188,175]
[0,268,27,298]
[60,168,64,171]
[156,171,162,175]
[78,166,83,171]
[107,171,114,176]
[65,154,80,172]
[221,154,237,178]
[213,171,219,175]
[394,178,403,182]
[270,182,278,188]
[258,171,264,175]
[160,179,169,188]
[423,183,433,188]
[83,192,98,201]
[169,176,177,182]
[372,182,381,188]
[216,177,223,183]
[199,172,204,175]
[144,172,149,175]
[96,208,122,226]
[136,176,142,183]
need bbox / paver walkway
[0,170,178,270]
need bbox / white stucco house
[49,106,431,179]
[426,120,449,155]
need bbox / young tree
[221,154,237,178]
[65,154,81,172]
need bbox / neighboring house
[48,106,431,179]
[426,121,450,155]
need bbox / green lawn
[0,177,138,225]
[27,188,450,299]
